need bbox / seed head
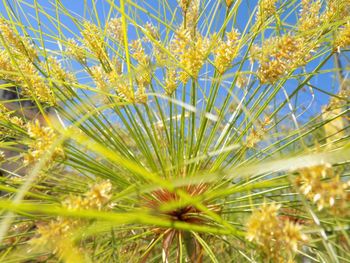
[246,202,307,262]
[296,163,350,214]
[108,17,124,44]
[0,18,37,60]
[213,29,240,74]
[256,0,278,22]
[66,39,87,64]
[24,120,64,166]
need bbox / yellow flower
[81,21,108,65]
[296,163,350,214]
[334,22,350,50]
[66,38,87,64]
[0,18,37,60]
[256,0,278,22]
[24,120,64,166]
[246,202,307,262]
[213,29,240,74]
[108,17,124,44]
[171,28,210,83]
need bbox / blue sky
[0,0,341,124]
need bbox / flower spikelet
[19,60,56,105]
[298,0,322,33]
[0,51,55,105]
[171,28,210,83]
[24,120,64,165]
[108,17,124,44]
[0,18,37,60]
[31,181,112,257]
[256,0,278,22]
[334,22,350,50]
[296,163,350,214]
[81,21,108,64]
[213,29,240,74]
[253,35,310,84]
[165,67,178,95]
[131,39,152,88]
[246,202,307,262]
[46,57,76,84]
[66,39,87,64]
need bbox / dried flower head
[141,184,218,262]
[24,120,64,165]
[296,163,350,214]
[246,202,307,262]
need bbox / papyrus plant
[0,0,349,262]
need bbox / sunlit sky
[0,0,341,123]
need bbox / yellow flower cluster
[66,38,87,64]
[213,29,240,74]
[165,67,178,95]
[296,163,350,214]
[298,0,322,33]
[46,57,76,85]
[246,202,307,262]
[334,22,350,50]
[81,21,108,65]
[171,28,210,83]
[0,103,24,139]
[322,0,350,23]
[24,120,64,165]
[256,0,278,22]
[0,53,55,105]
[252,35,310,84]
[31,181,112,256]
[108,17,124,44]
[0,18,37,60]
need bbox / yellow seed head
[165,68,178,95]
[66,38,87,64]
[81,21,108,64]
[0,18,37,60]
[334,22,350,50]
[24,120,64,165]
[256,0,278,22]
[296,163,350,214]
[213,29,240,74]
[108,17,124,43]
[246,202,307,261]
